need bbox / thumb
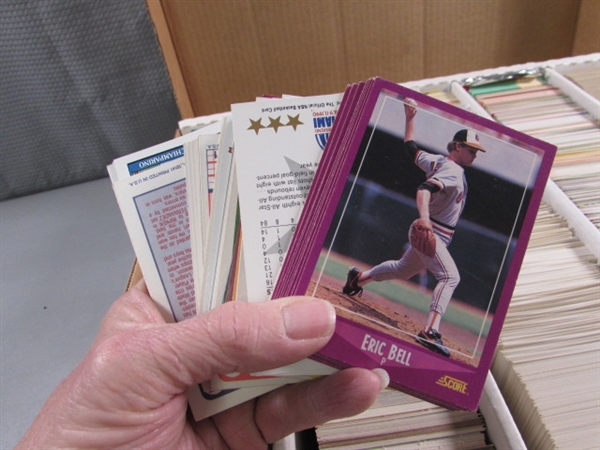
[142,297,336,391]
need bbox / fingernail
[282,299,336,340]
[372,368,390,391]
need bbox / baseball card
[231,92,342,303]
[273,78,557,411]
[110,121,295,421]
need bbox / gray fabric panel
[0,178,136,448]
[0,0,181,200]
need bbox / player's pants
[368,234,460,316]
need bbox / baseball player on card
[342,97,486,357]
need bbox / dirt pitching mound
[311,280,479,367]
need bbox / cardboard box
[147,0,596,118]
[136,0,600,443]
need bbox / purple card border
[275,77,557,410]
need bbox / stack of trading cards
[561,65,600,101]
[106,55,600,444]
[315,387,490,449]
[467,75,599,167]
[492,203,600,449]
[466,71,600,231]
[230,91,343,303]
[273,77,556,411]
[462,65,600,448]
[185,125,221,307]
[107,122,222,324]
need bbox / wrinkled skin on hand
[17,280,387,449]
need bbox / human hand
[404,97,418,118]
[17,280,387,449]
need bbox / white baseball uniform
[366,142,465,316]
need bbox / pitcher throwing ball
[343,98,486,357]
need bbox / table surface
[0,178,135,448]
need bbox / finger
[95,280,166,340]
[130,277,149,294]
[120,279,166,324]
[212,368,388,447]
[143,297,336,390]
[256,368,387,443]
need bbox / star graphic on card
[267,116,284,133]
[285,114,303,131]
[248,118,265,135]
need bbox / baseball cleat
[342,266,363,297]
[416,329,451,357]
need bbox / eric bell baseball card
[274,78,557,410]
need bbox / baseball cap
[453,129,486,152]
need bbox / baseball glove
[409,219,436,258]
